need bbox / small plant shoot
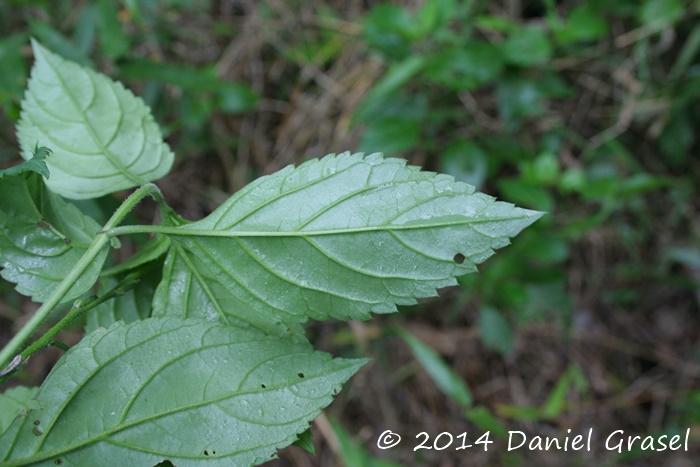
[0,41,542,466]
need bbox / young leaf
[16,40,174,199]
[0,173,107,303]
[0,386,39,435]
[0,145,51,180]
[291,428,315,455]
[0,318,366,466]
[167,153,543,324]
[152,244,304,336]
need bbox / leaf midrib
[109,214,536,238]
[7,367,346,465]
[6,329,343,466]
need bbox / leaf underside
[169,152,543,325]
[0,387,39,436]
[152,244,304,336]
[0,173,107,303]
[17,40,173,199]
[0,318,366,466]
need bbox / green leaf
[358,117,422,156]
[500,26,552,66]
[497,76,547,126]
[440,139,489,189]
[363,56,426,104]
[640,0,684,31]
[0,173,108,303]
[465,406,508,438]
[95,0,130,59]
[0,33,27,107]
[0,386,39,435]
[167,153,543,324]
[541,364,588,419]
[118,59,258,114]
[478,306,513,355]
[17,40,174,199]
[363,4,414,58]
[0,318,366,466]
[415,0,456,37]
[425,42,504,91]
[396,326,473,408]
[0,145,51,179]
[152,243,304,336]
[27,22,92,67]
[291,428,315,455]
[554,6,608,44]
[99,234,170,277]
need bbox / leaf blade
[0,145,51,180]
[169,153,543,324]
[16,40,173,199]
[0,173,107,303]
[152,243,304,336]
[0,318,366,466]
[0,387,39,436]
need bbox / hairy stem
[0,273,141,384]
[0,184,164,372]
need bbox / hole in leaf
[297,372,305,378]
[154,460,174,467]
[54,460,63,465]
[261,384,266,388]
[212,450,216,455]
[204,450,209,456]
[453,253,465,264]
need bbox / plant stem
[0,273,141,384]
[0,184,164,372]
[22,274,141,359]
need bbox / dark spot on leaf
[33,420,40,425]
[32,426,43,436]
[298,372,305,378]
[64,238,71,245]
[204,450,209,456]
[261,384,266,388]
[212,450,216,455]
[37,220,49,228]
[453,253,465,264]
[54,459,63,465]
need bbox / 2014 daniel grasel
[507,428,691,453]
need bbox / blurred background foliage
[1,0,700,465]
